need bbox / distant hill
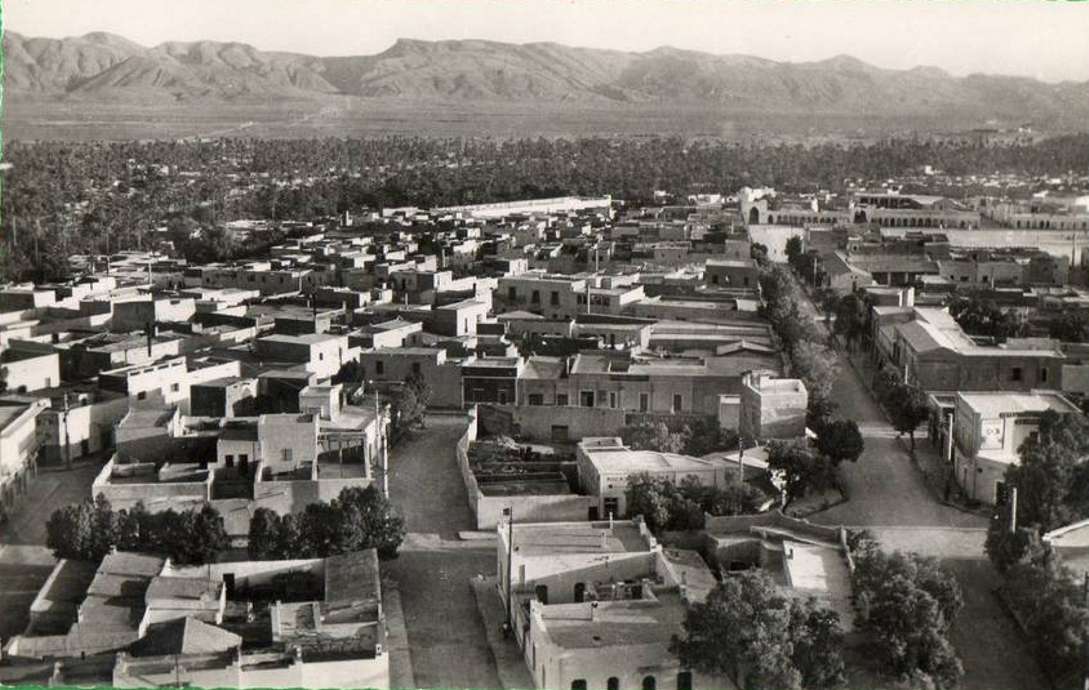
[5,31,1089,125]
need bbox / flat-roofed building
[496,518,723,690]
[254,333,350,379]
[0,398,49,512]
[887,307,1066,393]
[703,258,759,290]
[952,390,1081,505]
[739,372,808,440]
[575,437,737,518]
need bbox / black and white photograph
[1,1,1088,689]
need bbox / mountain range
[5,31,1089,124]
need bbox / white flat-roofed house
[575,437,736,519]
[952,390,1081,505]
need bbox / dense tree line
[983,411,1089,686]
[618,417,731,458]
[248,485,405,560]
[948,294,1028,342]
[624,473,768,532]
[759,252,840,429]
[850,533,964,689]
[46,495,230,566]
[672,568,846,690]
[4,133,1088,282]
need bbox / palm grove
[5,133,1089,283]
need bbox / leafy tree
[390,374,430,437]
[336,486,406,558]
[1002,559,1089,685]
[1004,412,1089,534]
[248,486,406,560]
[852,547,964,689]
[46,498,228,565]
[672,568,845,690]
[277,513,302,557]
[785,235,804,268]
[620,422,690,455]
[248,508,284,560]
[750,243,770,268]
[790,341,839,405]
[888,383,930,455]
[948,294,1026,341]
[1049,311,1089,343]
[625,473,767,533]
[814,419,864,466]
[625,474,675,532]
[833,294,866,350]
[874,364,902,405]
[767,440,837,506]
[682,417,725,456]
[788,597,848,690]
[984,509,1046,574]
[46,500,101,561]
[179,504,232,565]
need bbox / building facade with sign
[952,390,1080,505]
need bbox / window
[528,394,544,406]
[607,679,620,690]
[376,361,385,375]
[412,362,421,376]
[642,676,656,690]
[535,585,549,604]
[531,290,541,304]
[1011,367,1022,382]
[508,287,517,301]
[677,672,693,690]
[603,497,619,518]
[137,391,147,401]
[225,454,235,468]
[580,391,595,407]
[556,394,569,407]
[639,393,649,412]
[282,448,293,464]
[170,383,180,393]
[1041,367,1049,383]
[609,392,618,409]
[672,394,683,413]
[498,390,509,405]
[550,291,560,306]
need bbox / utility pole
[371,383,388,498]
[63,393,72,470]
[504,505,515,628]
[1009,486,1019,533]
[736,433,745,484]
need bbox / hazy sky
[5,0,1089,83]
